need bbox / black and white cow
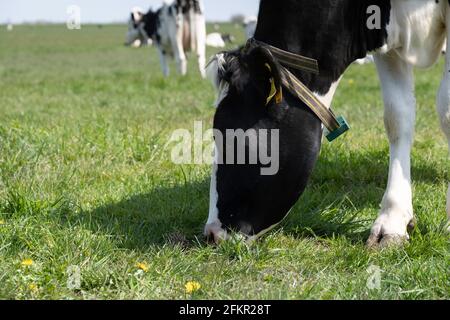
[206,33,236,48]
[205,0,450,247]
[125,0,206,77]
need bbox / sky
[0,0,260,24]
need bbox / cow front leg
[176,52,188,76]
[197,52,206,79]
[195,14,207,78]
[172,28,187,76]
[368,53,416,248]
[158,48,170,77]
[437,36,450,232]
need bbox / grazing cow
[206,33,236,48]
[205,0,450,247]
[206,33,226,48]
[126,0,206,77]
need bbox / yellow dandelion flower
[348,79,355,85]
[185,281,201,294]
[0,220,5,225]
[28,283,38,292]
[21,259,33,267]
[136,262,149,272]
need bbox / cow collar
[247,38,350,142]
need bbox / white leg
[197,52,206,79]
[195,14,207,78]
[176,51,188,76]
[158,48,170,77]
[368,52,416,248]
[204,145,228,243]
[437,34,450,231]
[172,23,187,76]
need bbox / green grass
[0,23,449,300]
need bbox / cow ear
[206,54,224,89]
[245,46,283,105]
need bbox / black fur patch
[254,0,391,95]
[142,9,160,42]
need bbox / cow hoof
[407,217,417,232]
[367,233,409,249]
[379,234,409,248]
[367,213,414,249]
[204,222,228,244]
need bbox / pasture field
[0,24,448,300]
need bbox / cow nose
[204,222,228,244]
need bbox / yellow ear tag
[266,78,277,106]
[275,83,283,104]
[265,64,282,106]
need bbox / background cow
[205,0,450,247]
[126,0,206,77]
[206,33,235,48]
[206,33,226,48]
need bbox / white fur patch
[314,78,341,110]
[207,146,220,226]
[384,0,446,68]
[131,7,144,24]
[204,145,228,242]
[206,53,229,108]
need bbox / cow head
[125,8,158,47]
[125,8,144,46]
[204,45,323,243]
